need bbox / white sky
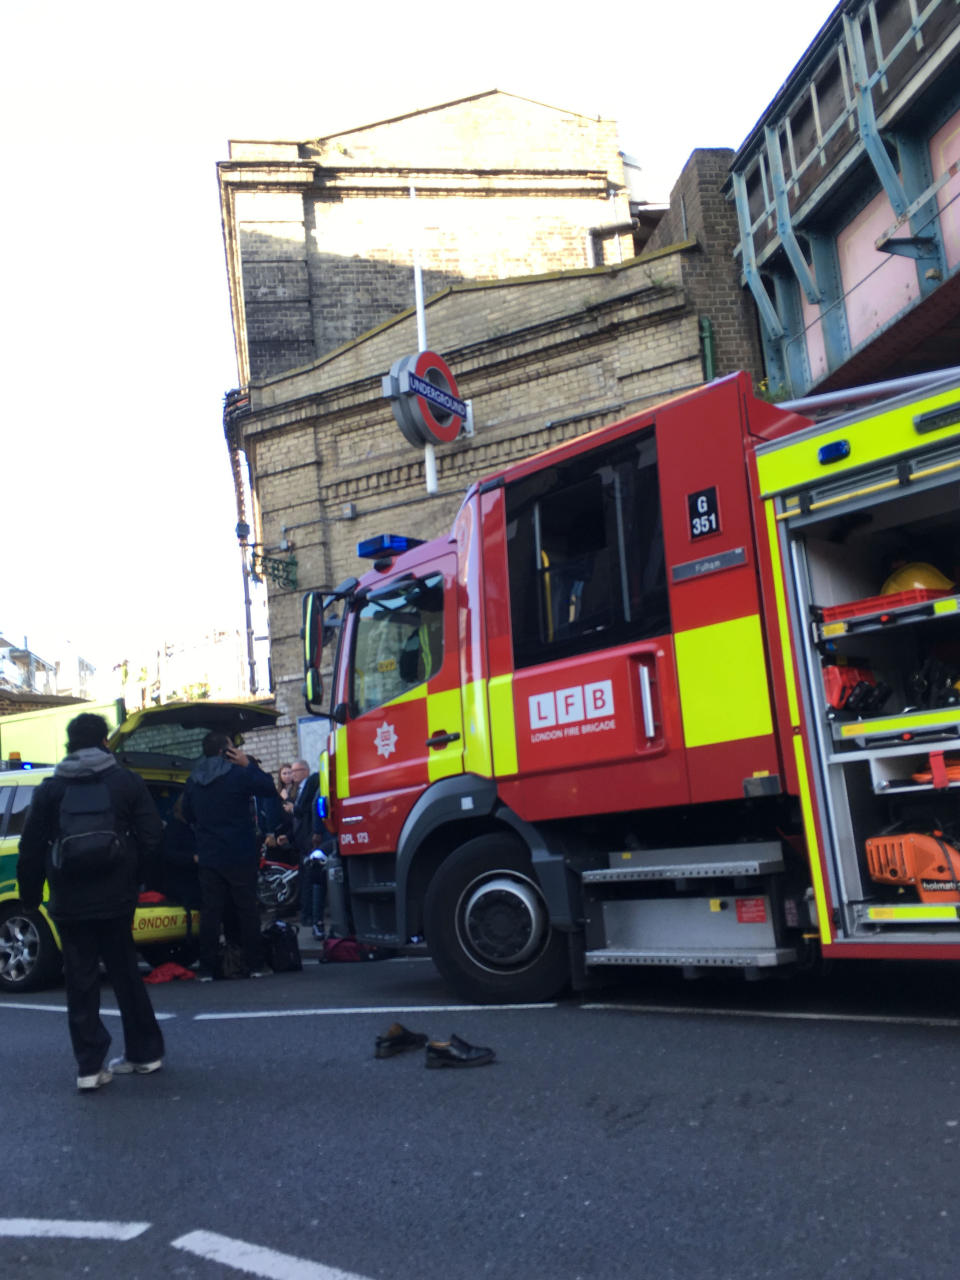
[0,0,838,677]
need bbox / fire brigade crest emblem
[375,720,398,759]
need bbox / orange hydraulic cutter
[866,833,960,903]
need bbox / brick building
[219,95,762,762]
[219,91,635,387]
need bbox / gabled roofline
[307,89,612,145]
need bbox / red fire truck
[303,368,960,1003]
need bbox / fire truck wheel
[423,835,569,1003]
[0,905,63,993]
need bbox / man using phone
[182,732,277,980]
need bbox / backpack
[51,779,125,877]
[261,920,303,973]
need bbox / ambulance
[0,701,277,992]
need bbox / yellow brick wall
[243,249,703,754]
[221,117,761,762]
[220,91,632,384]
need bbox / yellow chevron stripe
[674,614,773,748]
[489,674,518,776]
[334,725,350,800]
[462,679,493,777]
[426,687,464,782]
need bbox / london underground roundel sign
[382,351,466,447]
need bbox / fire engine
[303,367,960,1003]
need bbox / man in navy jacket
[182,732,277,979]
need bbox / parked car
[0,701,278,992]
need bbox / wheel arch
[0,897,63,992]
[0,890,60,946]
[394,776,580,942]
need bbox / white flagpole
[410,185,437,494]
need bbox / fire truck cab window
[351,573,445,716]
[505,430,669,668]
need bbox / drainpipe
[699,315,716,382]
[223,389,257,696]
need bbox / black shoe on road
[425,1034,495,1068]
[375,1022,429,1058]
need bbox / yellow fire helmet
[881,562,955,595]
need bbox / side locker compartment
[755,372,960,957]
[656,377,784,804]
[581,377,800,977]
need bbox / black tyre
[0,904,63,993]
[423,834,570,1003]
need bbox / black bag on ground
[221,942,248,979]
[52,780,124,877]
[262,920,303,972]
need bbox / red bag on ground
[321,936,394,963]
[143,962,196,983]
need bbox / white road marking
[1,1002,175,1019]
[172,1229,373,1279]
[0,1218,149,1240]
[11,995,954,1030]
[582,1001,960,1029]
[195,1002,555,1021]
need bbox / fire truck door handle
[638,664,656,739]
[426,731,461,749]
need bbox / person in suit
[288,760,331,939]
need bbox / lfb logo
[528,680,615,729]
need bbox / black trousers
[198,862,262,976]
[57,915,165,1075]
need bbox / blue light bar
[316,794,328,820]
[818,439,850,465]
[356,534,423,559]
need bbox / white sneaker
[77,1068,113,1091]
[108,1057,163,1075]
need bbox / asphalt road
[3,954,960,1279]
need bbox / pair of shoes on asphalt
[77,1057,163,1090]
[374,1022,495,1068]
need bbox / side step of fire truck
[579,842,798,972]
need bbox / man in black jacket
[182,731,277,980]
[18,713,165,1092]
